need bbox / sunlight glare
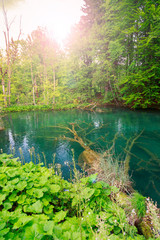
[22,0,83,45]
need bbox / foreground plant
[0,153,159,239]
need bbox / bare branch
[17,15,22,41]
[9,16,16,30]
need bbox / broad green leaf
[94,189,101,196]
[80,174,97,184]
[42,198,49,206]
[26,182,34,189]
[43,221,55,235]
[88,174,98,184]
[3,183,14,192]
[100,182,110,188]
[27,188,34,195]
[0,194,6,205]
[28,200,43,213]
[34,176,48,187]
[114,226,121,235]
[111,186,119,193]
[44,205,54,214]
[81,187,95,199]
[104,188,111,196]
[49,184,60,194]
[54,210,67,223]
[72,197,79,207]
[0,228,10,237]
[23,226,39,240]
[0,174,7,181]
[8,192,19,202]
[16,181,27,191]
[3,202,12,210]
[6,169,19,178]
[17,194,26,204]
[99,211,113,221]
[93,182,102,189]
[33,189,44,198]
[0,223,6,231]
[11,178,19,185]
[13,216,33,229]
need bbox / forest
[0,0,160,110]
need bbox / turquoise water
[0,108,160,204]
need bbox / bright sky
[0,0,84,48]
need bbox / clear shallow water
[0,108,160,205]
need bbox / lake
[0,108,160,205]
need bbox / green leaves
[0,194,7,205]
[15,181,27,191]
[28,200,43,214]
[43,221,55,235]
[49,184,61,194]
[33,189,44,198]
[54,210,68,223]
[0,154,149,239]
[81,187,95,199]
[13,216,33,229]
[3,201,12,210]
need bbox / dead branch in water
[51,122,144,192]
[123,130,144,175]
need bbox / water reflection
[9,130,15,147]
[0,109,160,205]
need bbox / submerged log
[78,149,101,166]
[53,122,140,191]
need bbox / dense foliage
[0,153,152,239]
[0,0,160,109]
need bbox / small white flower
[114,220,117,223]
[82,218,83,220]
[123,232,126,235]
[132,209,136,214]
[88,212,91,215]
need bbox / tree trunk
[31,63,36,105]
[8,64,11,105]
[53,68,56,104]
[43,63,48,104]
[1,77,7,107]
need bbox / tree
[1,0,22,106]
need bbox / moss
[115,192,131,208]
[138,221,154,239]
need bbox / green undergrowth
[0,102,89,113]
[0,154,158,240]
[0,101,109,113]
[0,105,53,113]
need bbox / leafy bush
[0,153,149,239]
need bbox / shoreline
[0,102,160,114]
